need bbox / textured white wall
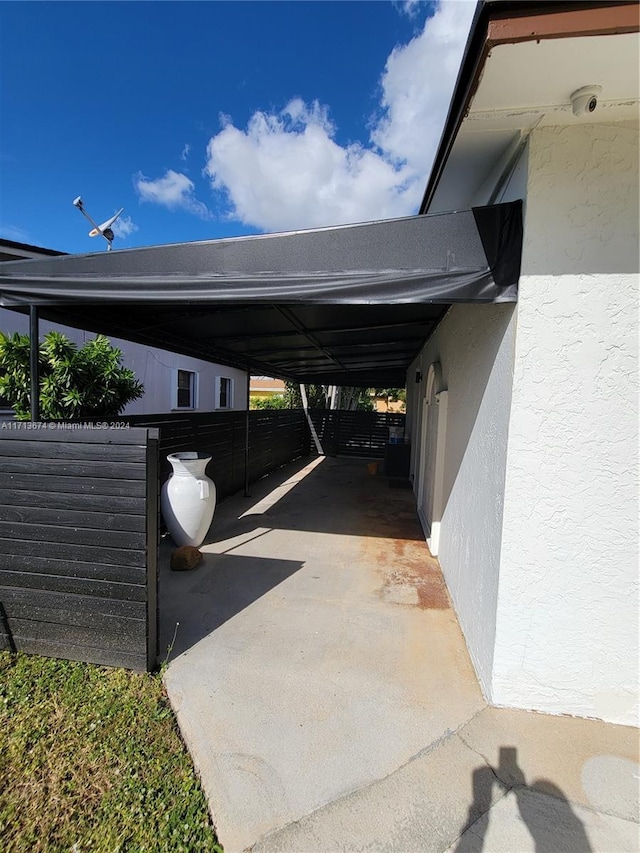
[409,303,516,695]
[0,308,247,415]
[493,121,639,724]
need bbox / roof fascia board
[419,1,640,215]
[487,3,639,45]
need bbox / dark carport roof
[0,201,522,386]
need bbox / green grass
[0,652,223,852]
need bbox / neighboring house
[0,239,248,416]
[250,376,286,400]
[406,1,638,725]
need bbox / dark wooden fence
[115,409,310,500]
[0,408,400,672]
[309,410,406,458]
[0,426,158,671]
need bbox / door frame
[416,362,448,556]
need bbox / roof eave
[418,0,640,215]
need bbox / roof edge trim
[419,1,640,216]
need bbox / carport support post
[29,304,40,422]
[244,368,250,497]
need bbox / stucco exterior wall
[492,121,639,725]
[409,302,516,695]
[0,308,247,415]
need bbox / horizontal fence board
[0,504,146,532]
[0,538,145,568]
[6,617,146,648]
[0,439,147,463]
[0,457,146,480]
[1,473,147,497]
[0,488,144,514]
[0,520,146,550]
[0,569,147,601]
[0,635,148,671]
[0,554,146,585]
[0,586,146,623]
[0,425,156,445]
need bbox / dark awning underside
[0,201,522,385]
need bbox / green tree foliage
[284,382,326,409]
[334,387,374,411]
[0,331,144,420]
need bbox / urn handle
[199,480,210,500]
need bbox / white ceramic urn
[161,452,216,547]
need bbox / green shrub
[250,395,287,410]
[0,331,144,420]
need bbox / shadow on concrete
[455,746,592,852]
[206,454,424,545]
[160,551,304,659]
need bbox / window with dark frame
[176,369,195,408]
[218,377,232,409]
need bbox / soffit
[429,29,639,212]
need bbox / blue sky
[0,1,475,254]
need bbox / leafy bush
[0,331,144,420]
[250,395,287,410]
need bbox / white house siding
[492,121,639,725]
[0,308,247,415]
[116,348,247,416]
[408,302,516,695]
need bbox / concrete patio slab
[160,455,639,853]
[251,729,505,853]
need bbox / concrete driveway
[161,455,639,853]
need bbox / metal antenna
[72,196,123,250]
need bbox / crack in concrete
[246,703,490,852]
[456,721,640,824]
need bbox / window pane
[177,387,191,408]
[177,370,194,407]
[219,377,232,408]
[178,370,192,390]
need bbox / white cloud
[205,102,416,231]
[134,169,211,219]
[204,0,475,232]
[111,214,138,240]
[180,143,191,161]
[394,0,425,19]
[372,0,475,177]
